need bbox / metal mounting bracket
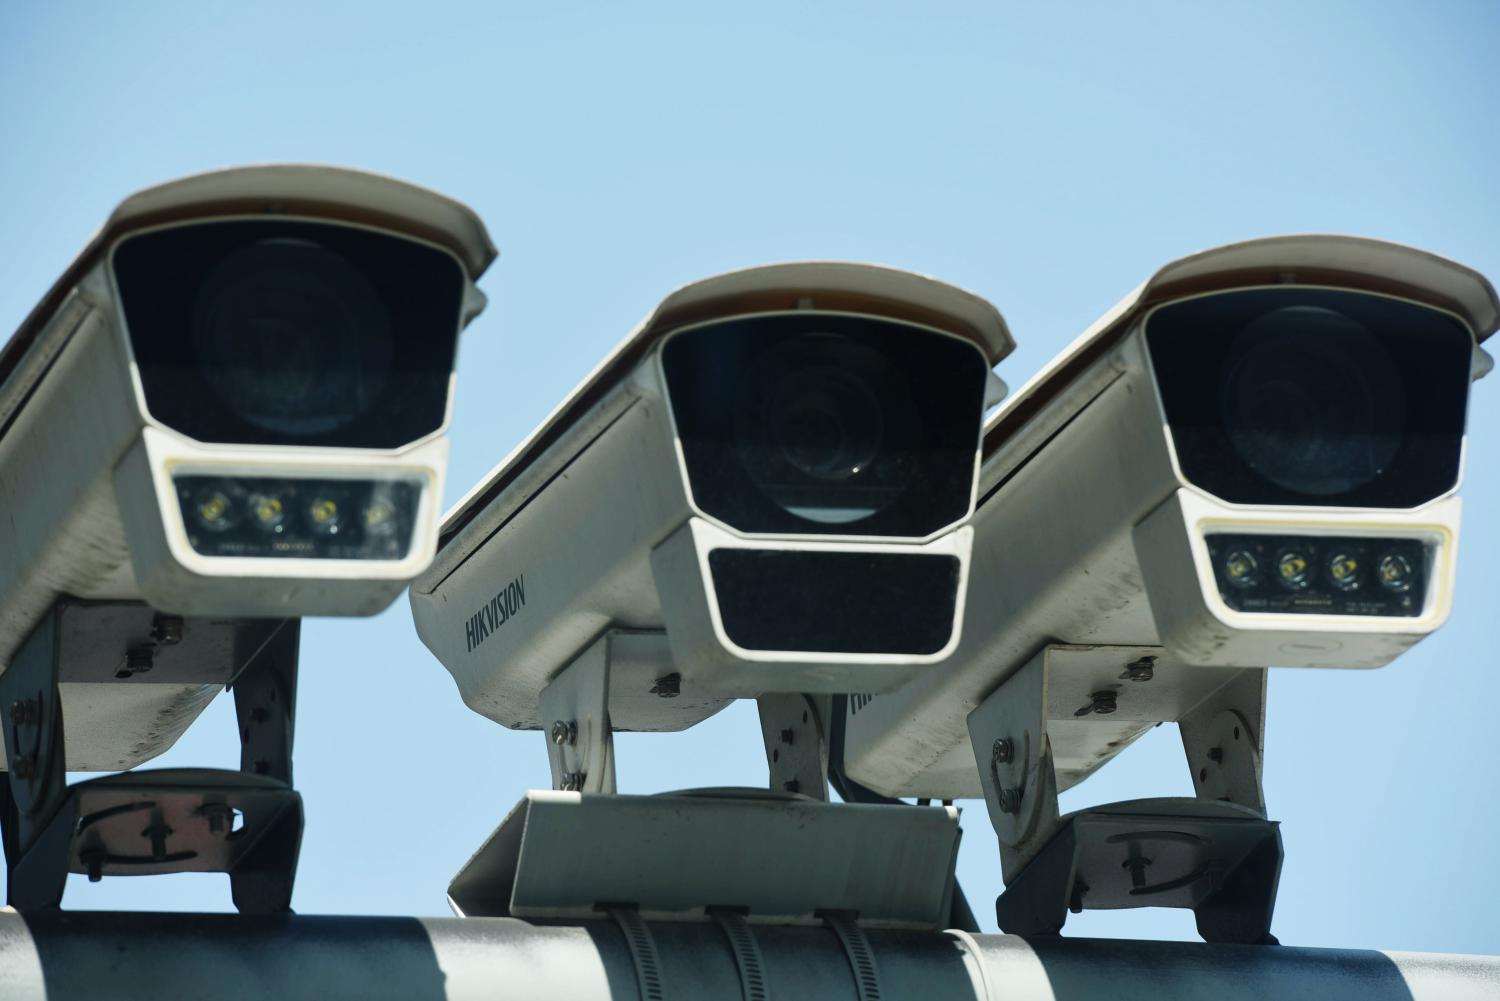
[539,633,618,793]
[966,644,1277,942]
[757,694,830,800]
[0,603,303,914]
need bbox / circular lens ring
[1220,306,1407,498]
[192,238,395,439]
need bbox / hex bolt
[783,779,800,793]
[992,738,1014,764]
[1090,690,1118,715]
[9,699,35,726]
[1207,746,1224,764]
[998,787,1022,814]
[152,615,185,646]
[12,755,34,780]
[550,720,577,747]
[779,728,795,745]
[1124,656,1156,682]
[1123,856,1153,890]
[560,771,586,791]
[125,645,155,676]
[650,673,681,698]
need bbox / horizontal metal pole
[0,911,1496,1000]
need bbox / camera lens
[1220,306,1405,497]
[736,337,914,526]
[192,238,394,438]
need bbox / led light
[1378,553,1414,593]
[1275,549,1311,591]
[247,492,287,532]
[1327,553,1361,592]
[306,496,343,536]
[363,498,398,535]
[192,488,236,533]
[1223,549,1259,589]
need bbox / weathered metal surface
[0,911,1496,1000]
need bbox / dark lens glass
[1221,307,1405,496]
[662,314,988,537]
[193,239,393,438]
[1148,288,1473,508]
[114,221,464,449]
[708,549,961,654]
[735,338,915,526]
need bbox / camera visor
[662,314,989,537]
[114,221,465,449]
[1147,288,1473,508]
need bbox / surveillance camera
[839,235,1498,800]
[411,263,1014,733]
[0,164,495,769]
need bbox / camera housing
[0,165,494,769]
[840,236,1497,800]
[411,263,1013,731]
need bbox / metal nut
[992,737,1014,764]
[550,719,577,747]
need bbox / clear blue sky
[2,2,1497,953]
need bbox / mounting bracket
[966,644,1279,943]
[0,601,303,914]
[756,694,830,800]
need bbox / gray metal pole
[1,911,1496,1001]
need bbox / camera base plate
[995,799,1281,944]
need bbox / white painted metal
[843,236,1496,800]
[411,266,1013,727]
[0,165,494,771]
[447,790,961,929]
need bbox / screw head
[9,699,34,726]
[560,771,586,791]
[1125,657,1156,682]
[997,787,1021,814]
[1090,690,1118,715]
[550,720,577,747]
[992,737,1014,764]
[13,755,35,780]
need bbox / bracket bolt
[1123,656,1156,682]
[122,645,155,677]
[152,615,185,646]
[650,673,681,698]
[550,719,577,747]
[560,771,586,791]
[9,699,35,726]
[997,786,1022,814]
[992,738,1014,764]
[1207,746,1224,764]
[12,755,34,780]
[1089,690,1118,715]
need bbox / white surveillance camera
[840,235,1498,800]
[0,164,495,769]
[411,263,1014,734]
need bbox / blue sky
[2,2,1497,953]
